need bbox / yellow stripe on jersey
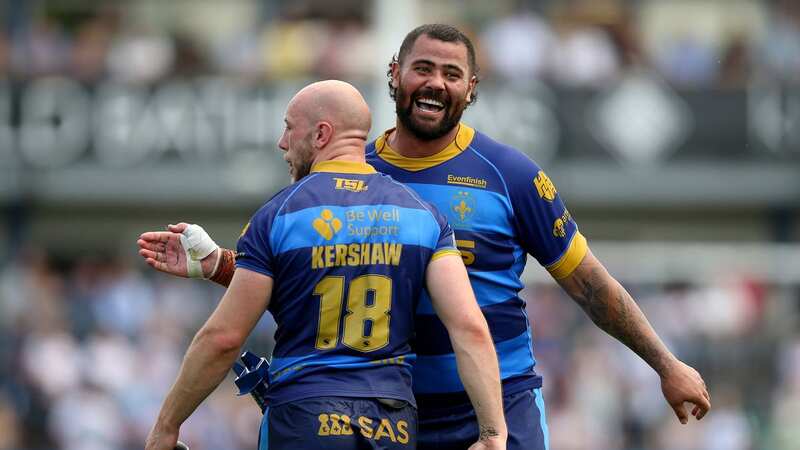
[546,232,588,279]
[311,160,377,174]
[374,124,475,171]
[430,249,463,262]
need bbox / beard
[395,84,467,141]
[290,158,312,183]
[289,133,315,182]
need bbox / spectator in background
[548,0,622,87]
[718,34,751,87]
[0,33,10,76]
[70,12,117,82]
[261,19,327,80]
[106,25,175,84]
[0,394,21,450]
[210,24,264,80]
[479,10,554,84]
[760,0,800,82]
[314,18,374,81]
[654,31,719,87]
[12,15,70,77]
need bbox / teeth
[417,98,444,107]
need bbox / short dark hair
[387,24,479,105]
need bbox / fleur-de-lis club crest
[450,191,477,226]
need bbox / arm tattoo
[571,267,672,374]
[479,425,500,441]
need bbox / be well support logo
[313,209,342,240]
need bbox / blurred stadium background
[0,0,799,449]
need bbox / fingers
[145,257,169,273]
[694,391,711,420]
[673,390,711,424]
[139,248,160,261]
[138,239,168,253]
[168,223,189,233]
[671,401,689,424]
[139,231,177,243]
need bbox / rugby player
[143,80,506,450]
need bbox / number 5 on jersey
[314,275,392,352]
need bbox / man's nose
[424,71,446,91]
[277,134,288,151]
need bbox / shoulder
[468,130,553,197]
[366,139,378,156]
[468,130,543,175]
[252,175,319,222]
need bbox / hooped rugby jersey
[367,124,588,403]
[236,160,459,407]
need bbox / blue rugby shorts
[259,396,417,450]
[417,388,549,450]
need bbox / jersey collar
[310,160,377,174]
[373,123,476,171]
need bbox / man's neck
[314,141,367,165]
[388,122,459,158]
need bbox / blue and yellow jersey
[366,124,588,402]
[236,160,459,407]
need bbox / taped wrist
[210,248,237,287]
[179,224,219,279]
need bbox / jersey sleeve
[236,202,279,278]
[426,200,461,262]
[502,153,588,279]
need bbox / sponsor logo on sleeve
[552,209,572,238]
[534,170,557,202]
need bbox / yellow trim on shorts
[546,232,588,280]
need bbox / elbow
[458,315,493,346]
[195,325,246,357]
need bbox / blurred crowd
[0,250,274,450]
[1,0,799,87]
[2,1,800,450]
[1,250,799,450]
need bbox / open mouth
[414,97,446,113]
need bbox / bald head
[289,80,371,139]
[279,80,373,181]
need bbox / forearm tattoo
[479,425,500,441]
[572,267,671,374]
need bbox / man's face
[393,34,476,141]
[278,103,315,182]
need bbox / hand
[144,424,179,450]
[468,426,507,450]
[138,223,219,278]
[468,437,506,450]
[660,359,711,424]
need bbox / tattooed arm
[556,248,711,424]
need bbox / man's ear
[390,61,400,89]
[314,121,334,149]
[466,75,478,103]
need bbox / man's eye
[415,67,430,73]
